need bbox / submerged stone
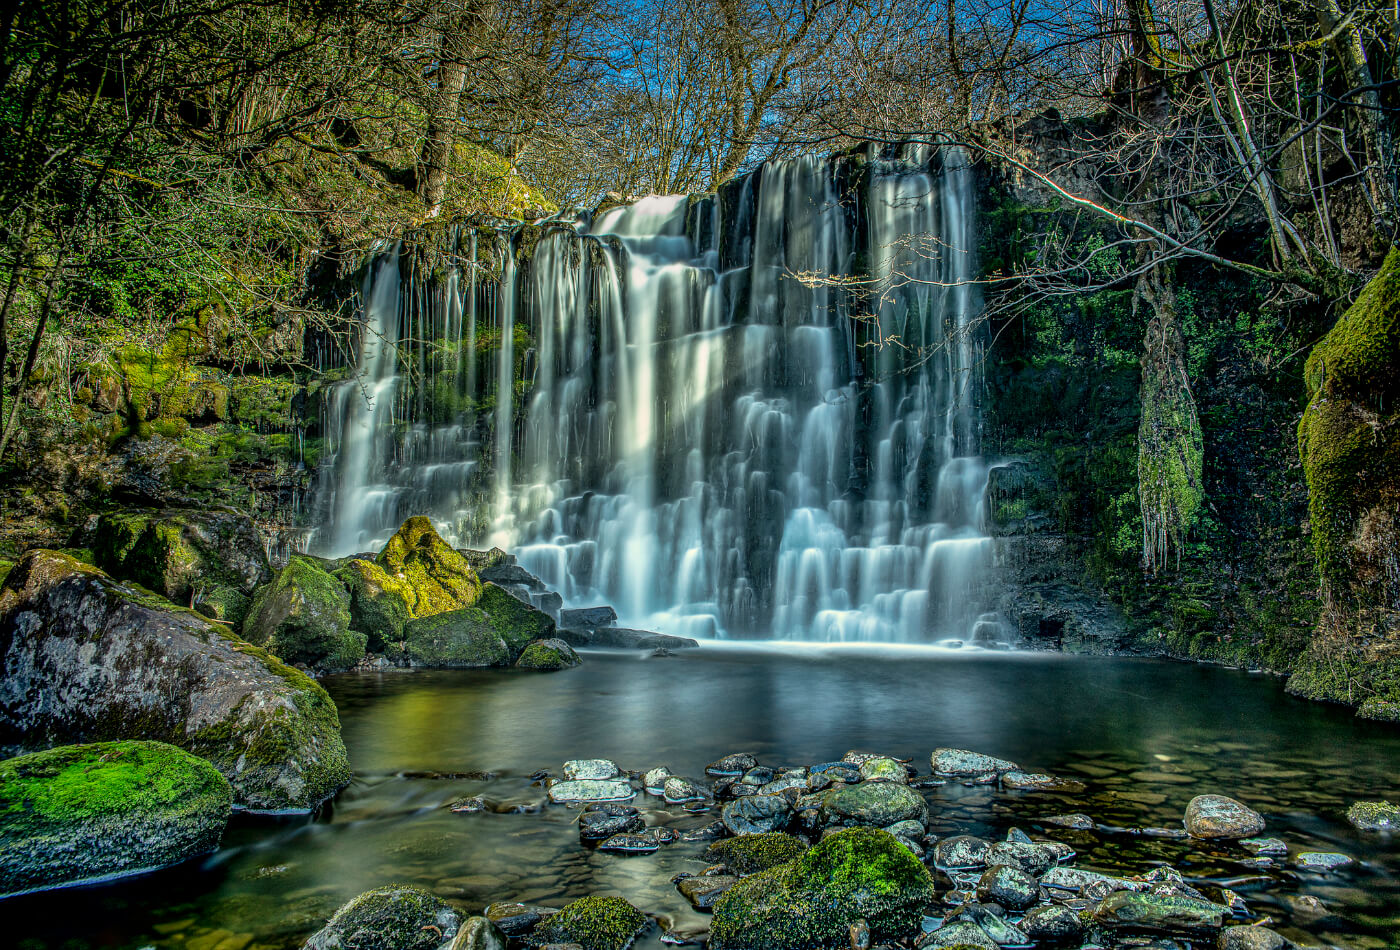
[1183,795,1265,840]
[485,902,556,936]
[1040,813,1095,829]
[931,748,1019,776]
[709,827,936,950]
[0,740,232,897]
[1218,924,1289,950]
[305,885,462,950]
[678,874,738,909]
[663,775,711,803]
[1293,851,1354,870]
[1092,891,1227,933]
[1239,836,1287,855]
[548,780,634,804]
[598,831,661,854]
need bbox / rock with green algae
[820,780,929,828]
[479,581,555,656]
[87,507,272,626]
[305,884,462,950]
[709,827,936,950]
[1290,247,1400,709]
[242,556,365,671]
[402,608,509,668]
[1091,891,1227,933]
[377,516,483,617]
[515,638,580,671]
[0,740,232,897]
[336,557,414,649]
[704,832,809,874]
[0,550,350,811]
[527,895,646,950]
[1346,800,1400,830]
[1358,696,1400,722]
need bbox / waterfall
[311,145,1010,645]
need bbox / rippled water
[9,648,1400,949]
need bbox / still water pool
[9,646,1400,949]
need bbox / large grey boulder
[0,550,351,812]
[0,740,232,897]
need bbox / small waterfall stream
[311,144,1008,644]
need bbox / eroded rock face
[0,740,232,897]
[0,551,351,812]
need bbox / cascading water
[311,144,1009,644]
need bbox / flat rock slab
[590,628,700,650]
[1092,892,1228,933]
[563,758,619,781]
[559,606,618,630]
[548,780,635,803]
[931,748,1019,776]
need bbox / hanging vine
[1137,270,1205,573]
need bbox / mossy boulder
[479,582,555,657]
[243,556,364,671]
[336,557,414,650]
[709,827,936,950]
[705,832,809,874]
[376,516,483,617]
[402,608,509,668]
[305,884,462,950]
[820,781,929,828]
[0,550,350,811]
[0,740,232,897]
[528,895,646,950]
[516,638,580,670]
[88,507,273,626]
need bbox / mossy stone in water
[305,884,462,950]
[337,558,414,649]
[528,895,646,950]
[1346,800,1400,830]
[516,638,580,670]
[820,780,929,827]
[709,827,936,950]
[704,832,809,873]
[1091,891,1227,933]
[0,740,232,897]
[376,517,483,617]
[479,582,555,658]
[403,608,509,668]
[243,556,364,671]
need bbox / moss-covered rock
[403,607,509,668]
[1290,248,1400,709]
[0,740,232,896]
[337,557,414,650]
[376,516,483,617]
[528,895,646,950]
[0,550,350,811]
[479,582,555,658]
[305,884,463,950]
[243,556,364,671]
[820,780,929,828]
[88,507,273,627]
[709,827,936,950]
[515,638,580,670]
[704,832,809,874]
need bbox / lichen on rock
[305,884,462,950]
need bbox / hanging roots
[1137,277,1204,573]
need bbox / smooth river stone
[677,874,738,909]
[858,757,908,783]
[548,779,634,803]
[642,766,672,793]
[931,748,1019,776]
[720,793,792,835]
[663,775,711,803]
[1293,851,1354,870]
[1002,770,1081,791]
[1091,892,1228,933]
[562,759,619,781]
[1183,794,1265,839]
[705,753,757,776]
[1040,812,1096,829]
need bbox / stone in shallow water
[1040,866,1139,894]
[721,794,793,836]
[663,775,711,803]
[934,835,990,870]
[579,803,644,842]
[548,779,634,803]
[859,757,908,783]
[1346,800,1400,831]
[707,753,758,776]
[948,903,1031,947]
[306,885,462,950]
[931,748,1019,776]
[530,896,646,950]
[1183,795,1265,840]
[1239,836,1287,855]
[485,902,556,936]
[1293,850,1354,870]
[984,840,1054,875]
[821,780,929,828]
[678,874,738,909]
[642,766,672,793]
[598,831,661,854]
[1218,924,1288,950]
[1091,892,1228,933]
[1021,905,1084,943]
[563,759,619,781]
[976,864,1038,911]
[451,917,508,950]
[916,920,997,950]
[1040,813,1096,830]
[1001,771,1078,791]
[449,797,488,814]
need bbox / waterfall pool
[9,648,1400,948]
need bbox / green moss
[402,607,508,667]
[242,556,363,670]
[336,558,413,649]
[709,828,936,950]
[479,582,554,658]
[0,741,230,837]
[705,832,809,874]
[529,895,646,950]
[515,638,580,670]
[1358,697,1400,722]
[377,516,482,617]
[308,885,460,950]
